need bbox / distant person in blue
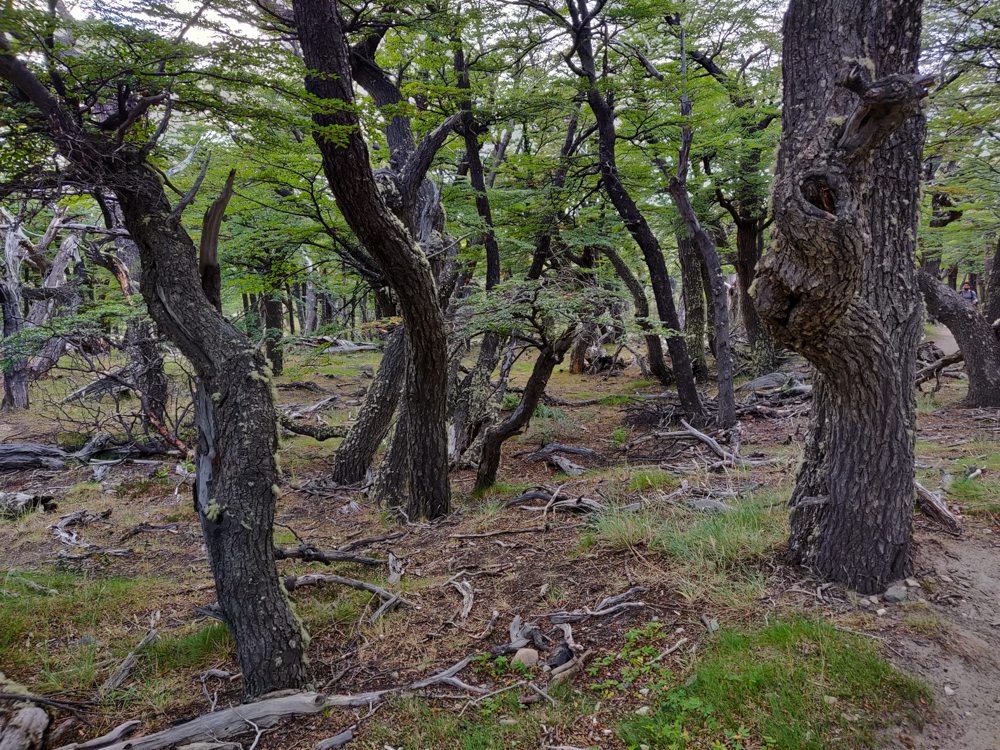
[959,281,978,308]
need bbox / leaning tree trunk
[753,0,929,593]
[476,326,577,490]
[330,326,405,484]
[0,39,314,695]
[917,270,1000,406]
[296,0,451,519]
[677,232,709,381]
[603,247,672,385]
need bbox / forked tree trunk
[917,271,1000,406]
[296,0,451,519]
[330,326,405,484]
[476,326,577,490]
[754,0,929,593]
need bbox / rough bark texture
[475,326,577,490]
[753,0,928,593]
[984,235,1000,327]
[295,0,451,518]
[918,270,1000,406]
[329,326,405,484]
[676,233,709,381]
[0,42,311,697]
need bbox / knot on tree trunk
[836,67,933,159]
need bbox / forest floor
[1,344,999,750]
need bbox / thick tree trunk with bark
[677,233,709,381]
[330,326,405,484]
[753,0,929,593]
[295,0,451,518]
[984,236,1000,327]
[475,327,577,490]
[917,271,1000,406]
[0,42,313,698]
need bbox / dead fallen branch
[544,587,647,624]
[449,579,475,620]
[915,351,963,388]
[274,544,384,567]
[548,649,593,690]
[548,454,586,476]
[281,573,411,606]
[448,523,585,540]
[99,630,159,697]
[914,481,962,535]
[277,414,349,442]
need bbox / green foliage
[148,623,235,671]
[620,617,929,750]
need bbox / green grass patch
[148,623,235,671]
[620,617,929,750]
[629,468,679,493]
[362,689,594,749]
[945,474,1000,516]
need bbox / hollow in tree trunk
[753,0,929,594]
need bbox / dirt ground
[1,347,998,750]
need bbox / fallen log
[0,706,48,750]
[0,493,56,519]
[915,351,963,388]
[273,544,383,567]
[0,444,67,472]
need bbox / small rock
[876,608,888,617]
[498,718,517,726]
[823,695,838,705]
[640,745,651,750]
[941,575,953,583]
[639,688,650,696]
[512,648,539,668]
[944,686,955,696]
[884,585,909,603]
[905,578,920,588]
[634,706,651,716]
[869,596,881,605]
[859,598,871,609]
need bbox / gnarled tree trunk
[754,0,929,593]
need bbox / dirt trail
[927,324,960,356]
[892,530,1000,750]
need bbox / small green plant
[533,403,565,420]
[587,622,677,698]
[610,426,629,448]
